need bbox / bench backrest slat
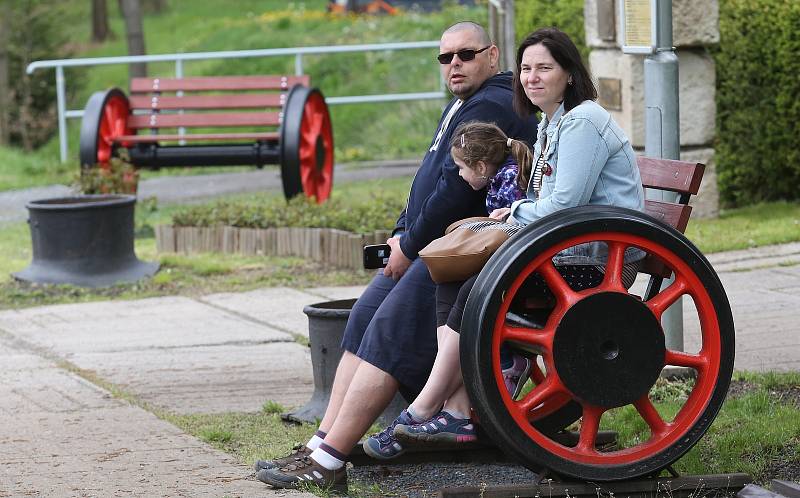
[635,156,705,279]
[127,111,281,129]
[128,94,285,111]
[130,75,310,93]
[638,157,704,196]
[643,199,692,234]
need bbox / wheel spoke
[299,145,315,161]
[501,323,553,352]
[538,261,579,306]
[646,276,688,319]
[517,375,566,414]
[99,119,111,144]
[634,395,669,436]
[665,349,708,371]
[602,241,627,291]
[576,404,604,453]
[309,112,323,137]
[530,359,546,383]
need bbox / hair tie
[460,134,466,147]
[506,137,513,148]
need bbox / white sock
[306,434,324,450]
[310,447,345,470]
[442,408,469,420]
[405,405,426,423]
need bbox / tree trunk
[91,0,112,42]
[118,0,147,78]
[0,3,10,145]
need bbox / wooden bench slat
[130,75,310,93]
[128,94,285,110]
[115,132,280,143]
[644,198,693,233]
[638,156,704,195]
[127,112,281,129]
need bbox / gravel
[349,461,541,497]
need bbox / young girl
[363,120,535,460]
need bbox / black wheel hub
[553,292,665,408]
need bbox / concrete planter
[283,298,408,426]
[14,195,159,288]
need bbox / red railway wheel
[280,85,334,203]
[79,88,132,169]
[461,206,735,481]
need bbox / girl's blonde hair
[449,121,532,189]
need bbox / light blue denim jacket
[509,100,645,265]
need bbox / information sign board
[621,0,657,54]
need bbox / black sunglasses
[437,45,491,65]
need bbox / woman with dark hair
[497,26,643,225]
[365,27,646,456]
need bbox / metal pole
[295,54,303,76]
[56,66,68,163]
[502,0,516,72]
[644,0,683,351]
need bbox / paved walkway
[0,243,798,496]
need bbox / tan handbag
[419,217,523,284]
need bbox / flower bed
[155,193,404,269]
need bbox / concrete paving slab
[201,287,329,338]
[0,296,293,355]
[71,342,313,414]
[707,241,800,272]
[682,265,800,371]
[0,339,312,498]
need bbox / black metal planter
[283,298,408,426]
[13,194,159,288]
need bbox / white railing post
[56,65,68,163]
[295,53,303,76]
[175,59,185,145]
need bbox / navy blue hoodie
[396,71,538,259]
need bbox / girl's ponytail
[508,138,533,190]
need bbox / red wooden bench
[78,75,334,202]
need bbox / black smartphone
[363,244,391,269]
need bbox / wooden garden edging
[155,225,392,270]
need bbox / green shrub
[74,158,139,195]
[171,190,406,233]
[715,0,800,207]
[515,0,588,61]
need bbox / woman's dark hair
[513,27,597,117]
[450,121,533,190]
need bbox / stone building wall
[584,0,719,217]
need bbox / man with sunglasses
[256,21,537,492]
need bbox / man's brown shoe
[256,455,348,493]
[253,444,312,472]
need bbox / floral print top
[486,156,525,212]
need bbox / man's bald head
[443,21,492,46]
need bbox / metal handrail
[26,40,446,163]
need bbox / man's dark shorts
[341,258,438,401]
